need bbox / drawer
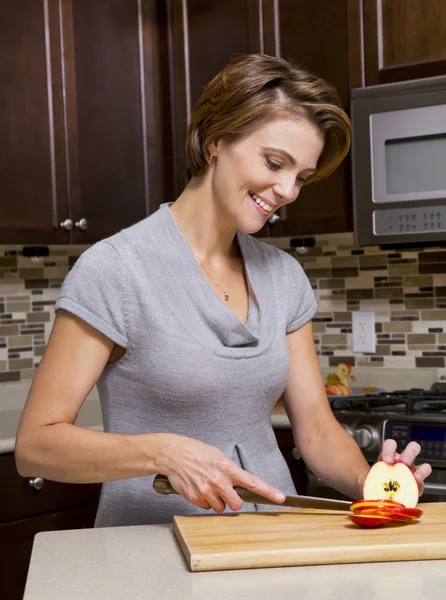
[1,452,101,524]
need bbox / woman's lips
[249,191,276,215]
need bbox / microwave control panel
[373,205,446,235]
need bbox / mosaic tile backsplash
[2,232,446,383]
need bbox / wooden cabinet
[0,2,69,245]
[166,0,353,236]
[268,0,353,236]
[351,0,446,86]
[1,0,169,245]
[1,452,100,600]
[6,2,444,244]
[167,0,263,199]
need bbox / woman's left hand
[379,438,433,496]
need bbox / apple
[356,508,413,522]
[350,499,404,513]
[325,383,351,395]
[363,461,419,508]
[325,384,341,395]
[348,514,394,528]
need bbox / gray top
[55,203,317,526]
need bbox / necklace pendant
[224,292,229,302]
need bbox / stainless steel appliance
[351,75,446,246]
[306,386,446,502]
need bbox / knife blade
[152,474,351,511]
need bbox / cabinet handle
[59,218,73,231]
[291,447,301,461]
[268,213,281,225]
[29,477,44,491]
[75,218,88,231]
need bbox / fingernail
[276,492,286,502]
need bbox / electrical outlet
[352,311,376,353]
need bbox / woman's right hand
[156,434,286,513]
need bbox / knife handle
[152,474,279,506]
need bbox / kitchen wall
[2,232,446,383]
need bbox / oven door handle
[423,482,446,495]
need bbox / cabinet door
[0,1,70,245]
[1,452,100,524]
[64,0,170,243]
[0,504,97,600]
[267,0,352,236]
[362,0,446,84]
[167,0,263,199]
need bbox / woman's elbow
[15,431,39,477]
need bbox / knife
[152,474,351,511]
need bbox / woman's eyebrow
[261,146,317,172]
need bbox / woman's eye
[265,158,281,170]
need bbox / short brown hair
[185,53,351,184]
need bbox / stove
[306,384,446,501]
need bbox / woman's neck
[169,176,239,264]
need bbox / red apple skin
[348,514,394,528]
[357,508,412,522]
[370,506,423,521]
[350,499,404,513]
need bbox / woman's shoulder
[239,232,302,272]
[82,209,166,263]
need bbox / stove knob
[340,423,354,437]
[355,426,374,450]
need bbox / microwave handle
[423,482,446,495]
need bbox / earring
[208,152,215,166]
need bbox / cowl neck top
[55,201,317,527]
[147,203,277,358]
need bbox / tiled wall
[0,245,89,382]
[2,232,446,382]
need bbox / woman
[15,54,432,527]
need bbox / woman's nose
[274,178,298,203]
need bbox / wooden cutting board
[173,502,446,571]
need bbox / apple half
[363,461,419,508]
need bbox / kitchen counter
[23,523,446,600]
[0,368,440,453]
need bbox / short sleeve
[282,251,318,333]
[55,241,128,348]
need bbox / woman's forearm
[296,423,370,499]
[15,423,171,483]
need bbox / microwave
[351,75,446,247]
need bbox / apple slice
[350,499,404,513]
[356,508,413,522]
[348,514,394,528]
[367,506,423,521]
[363,461,419,508]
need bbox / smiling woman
[15,53,432,528]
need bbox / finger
[233,470,286,505]
[379,438,397,463]
[414,462,433,483]
[206,494,227,514]
[399,441,421,467]
[211,459,250,511]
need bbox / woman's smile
[248,190,275,214]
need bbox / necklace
[190,249,230,302]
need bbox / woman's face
[209,116,325,234]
